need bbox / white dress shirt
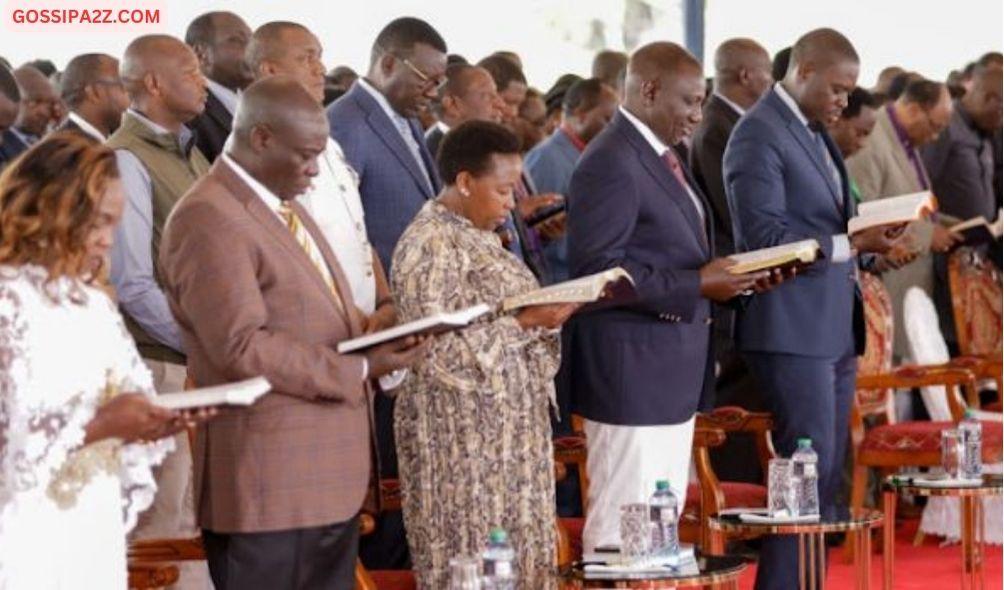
[713,91,746,116]
[618,105,706,226]
[206,78,239,115]
[773,83,852,262]
[67,111,106,141]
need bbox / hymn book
[501,267,635,312]
[727,239,822,274]
[847,191,937,235]
[153,377,272,410]
[950,211,1003,246]
[336,304,492,353]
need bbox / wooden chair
[691,408,775,555]
[947,247,1004,402]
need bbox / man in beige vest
[106,34,209,589]
[846,78,961,360]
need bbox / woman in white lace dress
[0,134,195,588]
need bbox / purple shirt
[886,104,930,191]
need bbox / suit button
[704,317,713,325]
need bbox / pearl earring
[460,188,470,197]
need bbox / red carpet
[369,519,1002,589]
[736,519,1003,590]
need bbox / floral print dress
[390,200,559,589]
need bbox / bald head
[624,42,705,146]
[713,38,772,108]
[13,65,57,136]
[783,28,860,126]
[122,35,194,89]
[246,22,326,103]
[185,11,252,91]
[230,76,329,200]
[246,21,309,74]
[120,35,207,128]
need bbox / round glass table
[882,474,1002,590]
[709,508,884,590]
[558,554,747,589]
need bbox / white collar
[126,107,170,135]
[713,91,746,116]
[618,105,669,157]
[358,78,408,127]
[206,78,239,115]
[67,111,106,141]
[435,120,450,134]
[773,82,811,129]
[221,152,284,217]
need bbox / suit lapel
[205,92,233,134]
[411,118,441,192]
[215,160,354,326]
[352,85,435,199]
[615,113,710,255]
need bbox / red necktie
[662,149,690,190]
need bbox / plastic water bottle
[648,480,680,558]
[791,438,820,517]
[482,527,515,590]
[959,410,983,480]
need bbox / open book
[951,211,1003,246]
[336,304,492,353]
[847,191,937,235]
[727,239,821,274]
[501,267,635,312]
[153,377,272,410]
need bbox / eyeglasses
[376,44,446,92]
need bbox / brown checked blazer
[159,158,376,533]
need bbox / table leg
[960,495,980,590]
[809,531,817,590]
[978,497,985,589]
[855,524,873,590]
[883,491,895,590]
[818,532,827,590]
[799,533,807,590]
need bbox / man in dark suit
[564,41,769,553]
[425,63,500,157]
[326,16,446,570]
[690,38,773,484]
[6,65,58,156]
[161,77,425,590]
[57,53,129,142]
[724,29,904,589]
[185,11,253,162]
[327,16,446,273]
[0,64,21,169]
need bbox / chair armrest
[857,366,975,420]
[128,537,205,562]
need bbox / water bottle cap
[964,409,974,419]
[489,527,507,543]
[656,480,670,491]
[797,438,812,447]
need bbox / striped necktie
[278,202,344,312]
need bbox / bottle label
[651,505,675,523]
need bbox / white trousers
[582,416,696,553]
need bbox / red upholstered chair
[692,408,774,554]
[947,247,1004,404]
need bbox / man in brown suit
[159,77,426,590]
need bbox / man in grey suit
[326,17,447,273]
[724,29,904,589]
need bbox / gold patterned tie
[278,201,344,312]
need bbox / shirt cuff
[379,369,408,391]
[361,357,368,380]
[831,234,852,263]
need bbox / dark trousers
[203,515,359,590]
[744,346,857,590]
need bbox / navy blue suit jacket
[724,88,863,358]
[327,82,442,271]
[0,129,29,170]
[563,111,715,426]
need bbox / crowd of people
[0,10,1000,590]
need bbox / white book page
[153,377,272,410]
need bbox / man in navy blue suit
[327,17,447,272]
[564,42,772,554]
[326,16,447,570]
[724,29,905,589]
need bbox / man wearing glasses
[57,53,129,142]
[325,15,447,571]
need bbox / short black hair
[841,87,878,119]
[899,79,944,109]
[60,53,115,107]
[544,73,583,113]
[772,47,791,81]
[0,64,19,102]
[25,59,57,78]
[887,71,922,101]
[477,54,526,92]
[437,120,520,184]
[447,53,468,66]
[978,51,1003,68]
[371,17,447,66]
[562,78,607,116]
[185,12,220,47]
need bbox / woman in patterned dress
[0,133,204,588]
[390,120,578,589]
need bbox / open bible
[847,191,937,235]
[950,212,1003,246]
[727,239,822,274]
[336,304,492,353]
[153,377,272,410]
[501,267,635,312]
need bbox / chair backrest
[856,271,896,417]
[696,407,775,476]
[903,287,957,421]
[948,247,1003,357]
